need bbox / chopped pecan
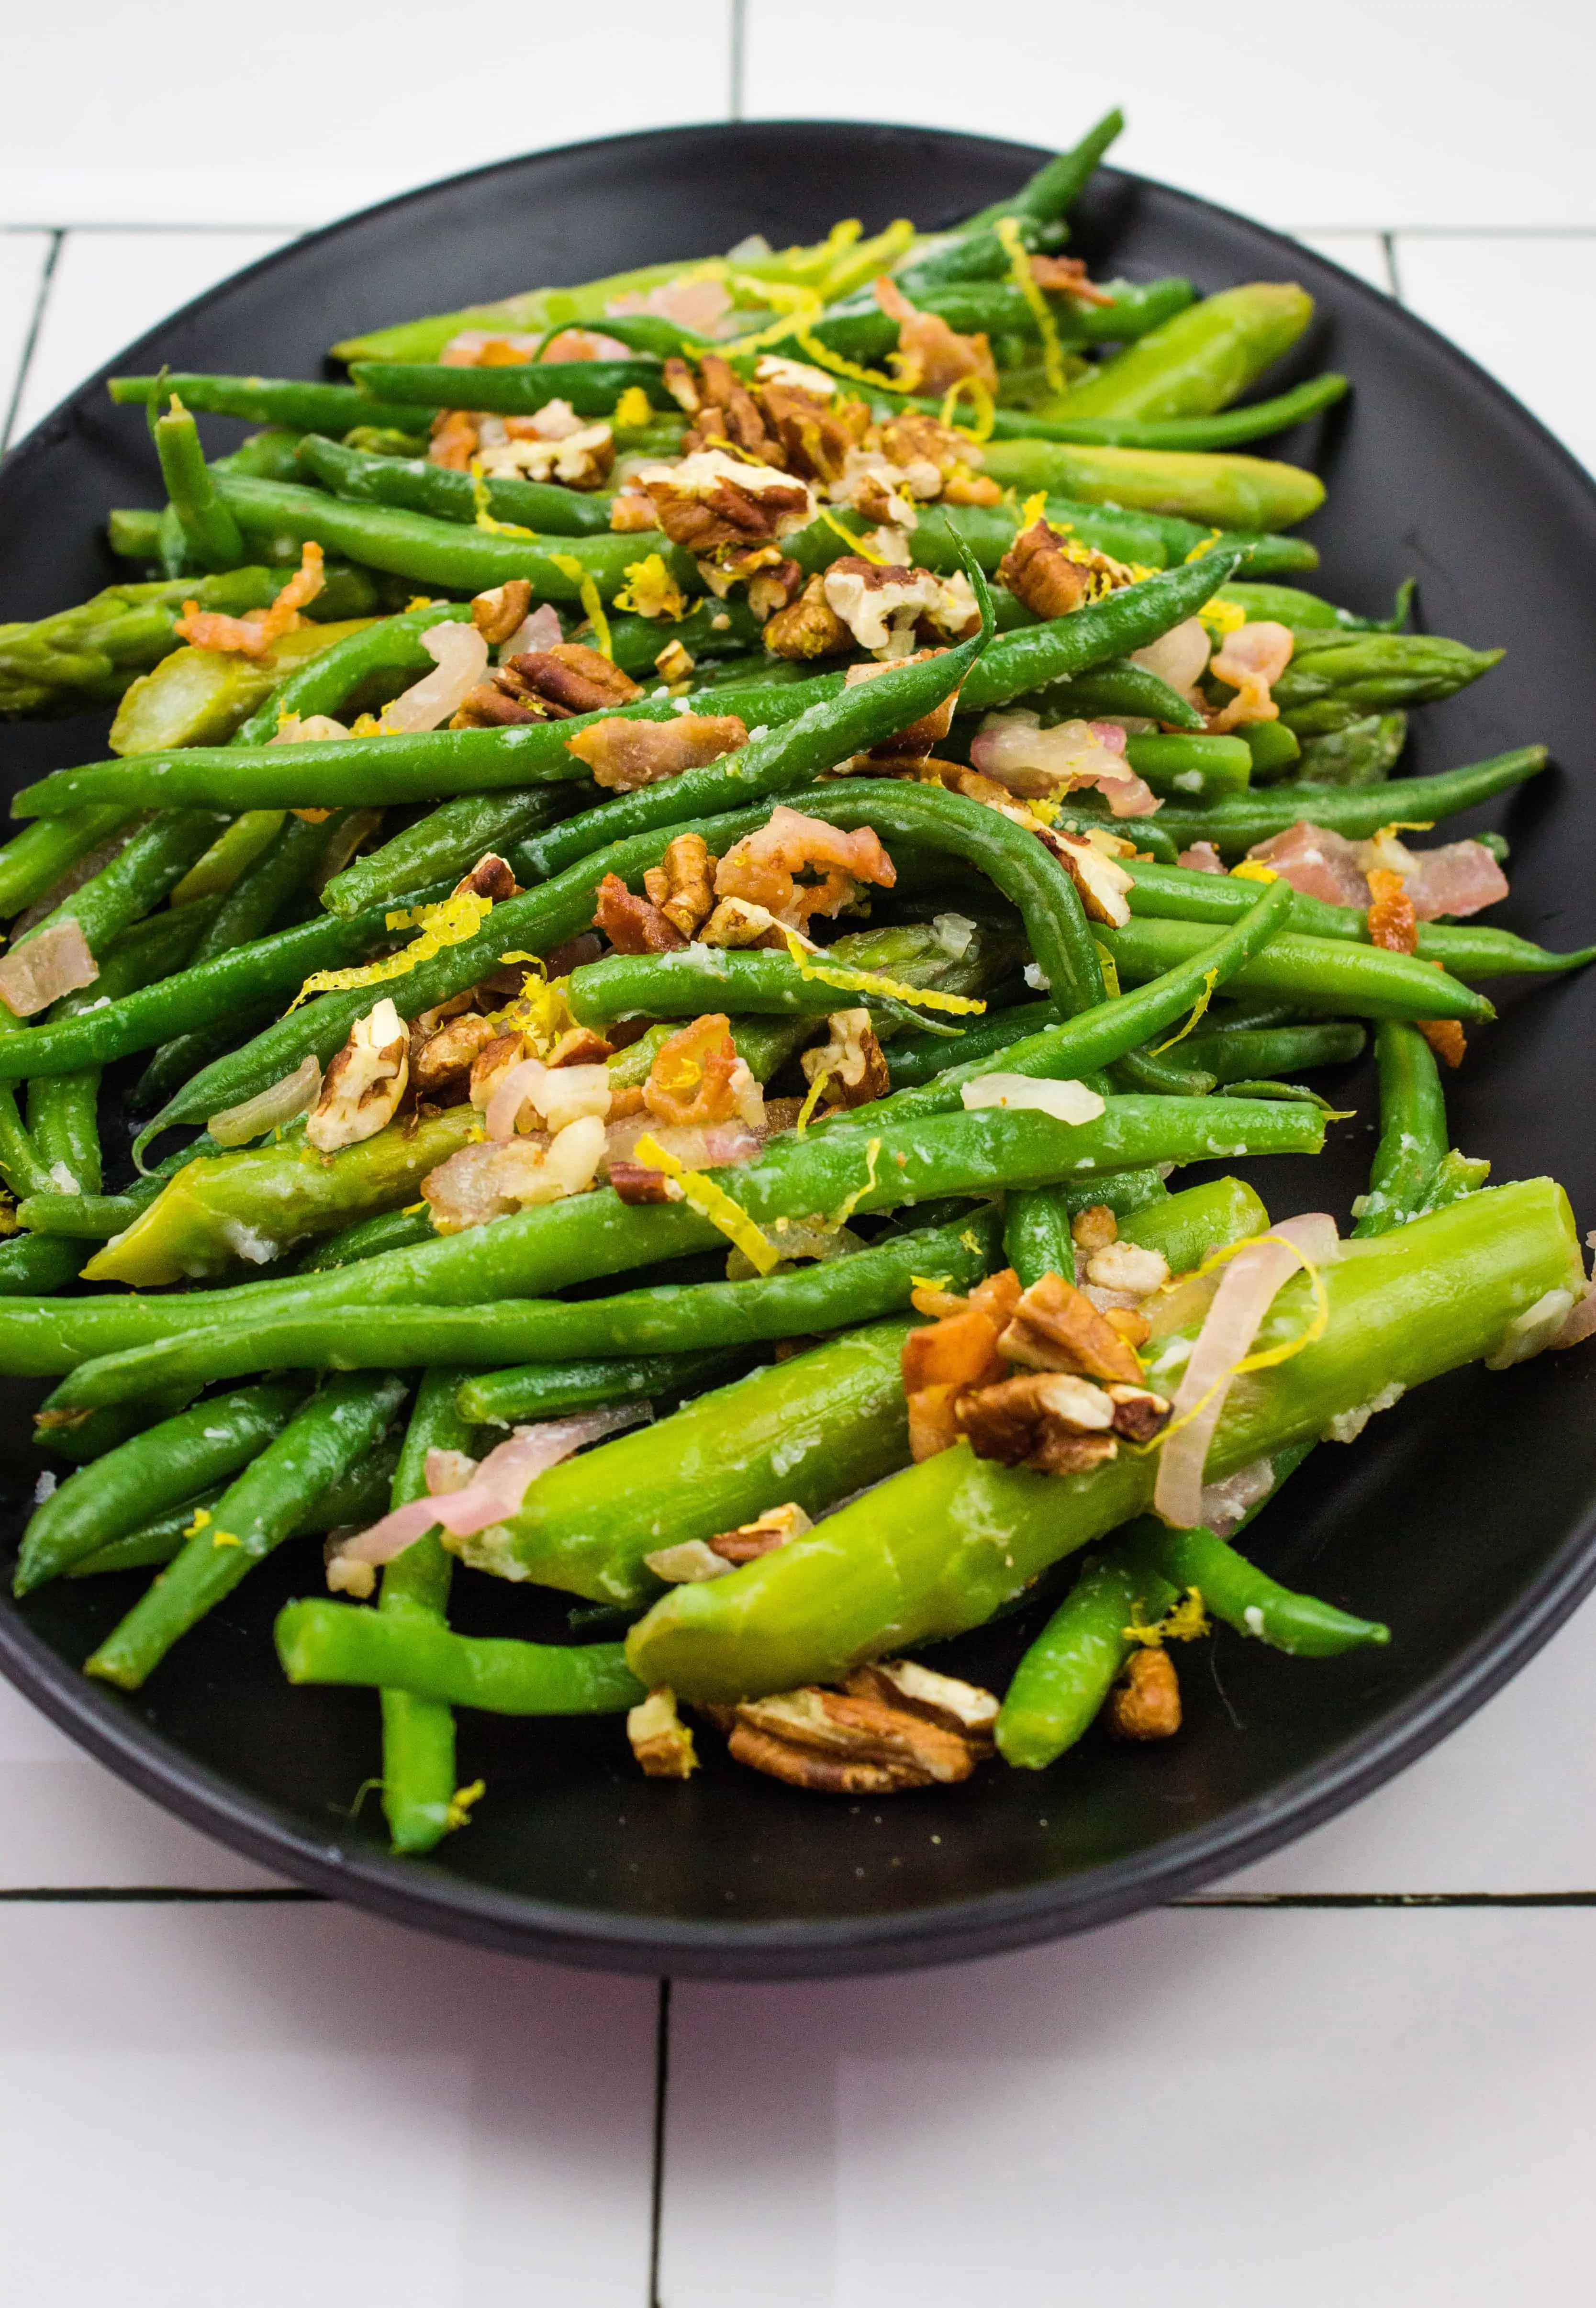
[610,1158,676,1205]
[971,1268,1023,1330]
[1084,1240,1169,1298]
[468,1027,531,1111]
[451,682,543,730]
[306,998,409,1153]
[1109,1647,1182,1740]
[661,356,702,415]
[479,419,614,491]
[1038,825,1135,928]
[823,557,978,657]
[998,1271,1147,1384]
[544,1025,614,1069]
[428,410,479,470]
[709,1500,813,1565]
[1103,1382,1172,1443]
[642,831,718,939]
[763,571,852,659]
[592,871,688,953]
[764,381,870,481]
[411,1011,500,1100]
[728,1684,985,1794]
[653,637,696,683]
[747,558,804,622]
[1071,1203,1118,1255]
[955,1368,1120,1474]
[997,518,1094,619]
[643,449,812,554]
[627,1687,698,1778]
[800,1007,890,1108]
[845,1658,998,1747]
[452,851,518,904]
[697,894,786,949]
[502,644,643,717]
[687,354,775,460]
[1105,1307,1153,1349]
[565,711,748,792]
[470,580,533,646]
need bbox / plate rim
[3,116,1596,1979]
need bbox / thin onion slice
[1555,1236,1596,1348]
[1154,1213,1339,1529]
[208,1053,322,1148]
[380,623,489,733]
[960,1073,1106,1126]
[327,1404,650,1582]
[500,602,563,659]
[0,917,99,1018]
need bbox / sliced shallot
[208,1053,323,1148]
[1154,1213,1340,1529]
[0,917,98,1018]
[380,623,489,733]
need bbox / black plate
[3,123,1596,1980]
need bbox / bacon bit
[609,1158,676,1205]
[564,711,748,792]
[873,275,998,398]
[610,491,660,533]
[428,411,480,469]
[540,326,633,363]
[1399,838,1509,921]
[642,832,718,940]
[1417,1018,1467,1068]
[609,274,733,336]
[643,1013,762,1131]
[1365,866,1419,955]
[175,541,324,658]
[1207,618,1294,731]
[438,330,543,367]
[1028,253,1115,305]
[709,1500,813,1566]
[714,804,895,932]
[970,711,1157,822]
[1247,820,1372,908]
[592,872,686,953]
[1179,841,1226,875]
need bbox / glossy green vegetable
[85,1371,408,1689]
[67,1442,400,1579]
[350,357,662,417]
[457,1347,741,1428]
[1351,1019,1448,1235]
[1274,630,1502,736]
[1102,912,1493,1022]
[296,434,616,537]
[109,372,433,435]
[626,1179,1581,1700]
[982,438,1325,530]
[278,1606,645,1715]
[14,1380,305,1593]
[0,570,287,719]
[1127,745,1548,861]
[1181,1022,1366,1082]
[979,373,1347,450]
[154,393,246,570]
[1056,283,1315,421]
[1121,1517,1390,1656]
[108,613,379,757]
[377,1370,473,1853]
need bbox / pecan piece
[592,871,687,954]
[998,1271,1147,1384]
[469,580,533,646]
[410,1011,500,1101]
[728,1684,984,1794]
[452,851,518,904]
[747,557,803,622]
[306,998,409,1153]
[627,1688,698,1779]
[1109,1647,1182,1740]
[653,637,696,683]
[997,518,1094,619]
[954,1369,1120,1475]
[844,1658,998,1748]
[1071,1202,1118,1255]
[799,1007,890,1108]
[763,571,852,660]
[709,1500,812,1565]
[502,644,643,716]
[642,831,719,939]
[565,711,748,792]
[1103,1382,1172,1443]
[1084,1240,1169,1298]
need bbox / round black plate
[3,123,1596,1980]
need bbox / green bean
[1001,1167,1183,1292]
[982,439,1324,531]
[1056,284,1316,422]
[994,1554,1171,1767]
[1119,1519,1390,1656]
[26,1072,100,1194]
[888,1001,1057,1088]
[1026,659,1206,731]
[1102,912,1493,1022]
[1275,630,1502,736]
[1038,497,1318,577]
[0,807,136,922]
[293,1206,437,1273]
[153,394,246,570]
[34,1389,199,1466]
[45,1211,1002,1405]
[278,1606,644,1715]
[1110,1044,1218,1097]
[626,1178,1580,1701]
[0,570,284,719]
[375,1370,473,1853]
[1218,580,1413,635]
[324,784,585,917]
[0,1233,84,1294]
[1122,850,1593,977]
[833,873,1295,1127]
[0,901,396,1085]
[295,433,617,537]
[1,1097,1326,1380]
[109,372,434,435]
[457,1347,742,1428]
[963,106,1125,232]
[1125,733,1252,802]
[1351,1020,1448,1235]
[9,809,229,972]
[349,358,660,418]
[976,374,1349,450]
[1294,713,1407,785]
[213,428,309,482]
[85,1371,408,1689]
[1411,1148,1491,1217]
[1181,1021,1366,1082]
[14,1380,306,1593]
[67,1440,402,1579]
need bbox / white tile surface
[743,0,1596,230]
[662,1907,1596,2307]
[0,1,731,228]
[1394,232,1596,473]
[0,1904,657,2307]
[9,229,293,441]
[0,231,53,445]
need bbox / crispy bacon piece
[1401,839,1509,921]
[1028,253,1115,305]
[428,410,480,469]
[714,803,896,930]
[592,872,687,954]
[1247,820,1372,908]
[1178,840,1226,875]
[643,1013,745,1129]
[175,542,324,658]
[1366,868,1467,1066]
[1207,619,1294,731]
[609,1159,676,1205]
[564,711,748,792]
[873,275,998,397]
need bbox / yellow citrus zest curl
[546,552,613,660]
[939,373,996,443]
[632,1132,780,1274]
[781,930,985,1014]
[445,1779,487,1831]
[612,386,653,429]
[1124,1587,1211,1646]
[1230,861,1277,885]
[467,459,536,539]
[1198,596,1248,640]
[1150,966,1218,1055]
[286,891,492,1012]
[613,553,689,620]
[795,1070,831,1131]
[829,1135,882,1228]
[995,216,1067,399]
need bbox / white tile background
[2,4,1595,2299]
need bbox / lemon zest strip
[632,1132,780,1274]
[546,552,613,660]
[286,891,492,1012]
[467,459,536,539]
[995,217,1067,399]
[795,1071,830,1132]
[1150,966,1218,1055]
[781,930,985,1015]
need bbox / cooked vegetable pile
[0,109,1590,1840]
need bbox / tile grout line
[2,225,64,454]
[1381,229,1406,302]
[0,220,301,236]
[727,0,747,122]
[647,1977,673,2308]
